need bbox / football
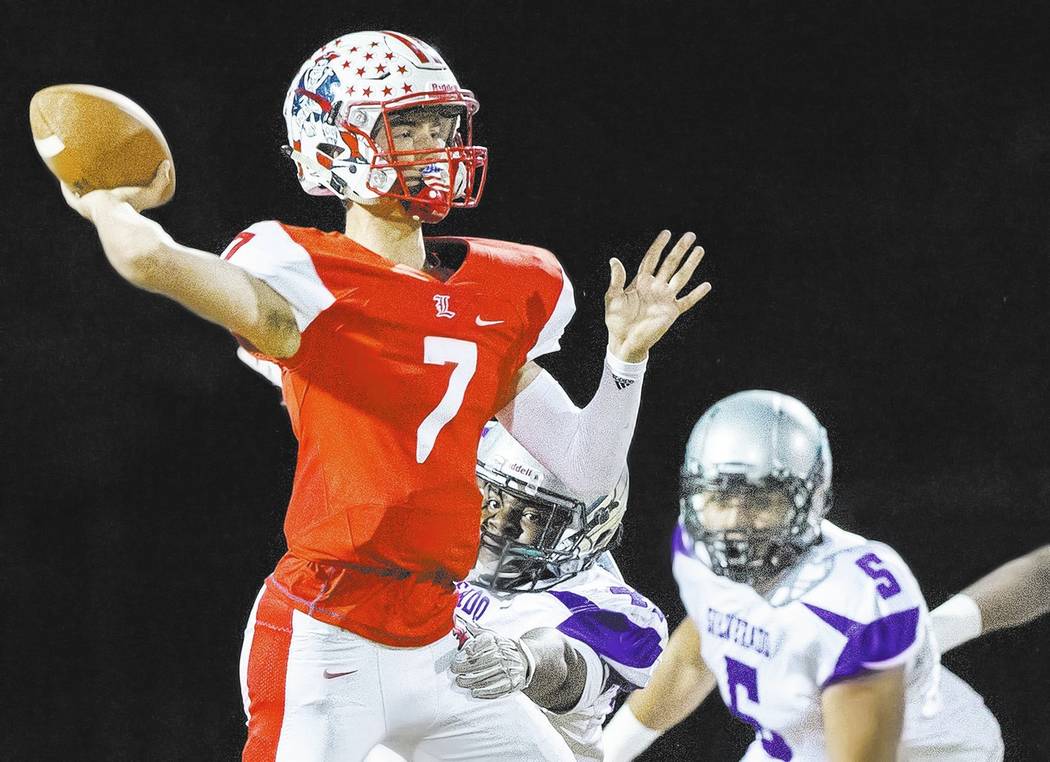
[29,84,175,204]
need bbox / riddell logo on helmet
[430,83,458,92]
[508,462,540,481]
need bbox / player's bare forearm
[75,191,172,286]
[520,627,587,712]
[965,544,1050,633]
[627,616,715,731]
[60,162,300,358]
[71,193,300,358]
[822,667,905,762]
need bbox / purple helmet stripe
[550,590,663,674]
[803,603,920,686]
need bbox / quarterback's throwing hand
[605,230,711,362]
[61,161,174,222]
[450,628,536,699]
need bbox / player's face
[696,489,794,533]
[373,106,459,191]
[479,484,548,546]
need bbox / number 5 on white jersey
[416,337,478,463]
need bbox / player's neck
[343,201,426,270]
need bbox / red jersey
[223,222,574,646]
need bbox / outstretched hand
[605,230,712,363]
[61,160,174,222]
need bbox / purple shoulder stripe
[803,603,920,686]
[550,590,663,675]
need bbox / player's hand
[450,626,536,699]
[61,161,174,222]
[605,230,711,363]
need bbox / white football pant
[239,585,575,761]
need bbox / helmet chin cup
[404,165,454,222]
[404,196,451,224]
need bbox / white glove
[450,624,536,700]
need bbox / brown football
[29,84,176,204]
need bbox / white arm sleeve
[496,349,647,497]
[602,703,662,762]
[930,593,983,653]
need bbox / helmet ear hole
[315,143,351,171]
[317,143,344,157]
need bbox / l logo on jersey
[433,294,455,319]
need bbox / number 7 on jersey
[416,337,478,463]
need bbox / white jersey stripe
[526,264,575,361]
[222,221,336,334]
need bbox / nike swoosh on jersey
[475,316,504,326]
[322,669,358,679]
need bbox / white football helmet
[680,390,833,585]
[283,30,488,222]
[472,423,629,593]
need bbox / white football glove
[450,623,536,700]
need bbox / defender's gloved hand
[450,626,536,699]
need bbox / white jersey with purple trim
[456,562,669,762]
[672,520,1003,761]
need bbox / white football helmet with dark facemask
[283,30,488,222]
[471,423,629,593]
[680,390,832,586]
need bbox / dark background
[3,1,1048,759]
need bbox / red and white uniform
[228,222,576,761]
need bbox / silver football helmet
[680,390,832,585]
[471,423,629,593]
